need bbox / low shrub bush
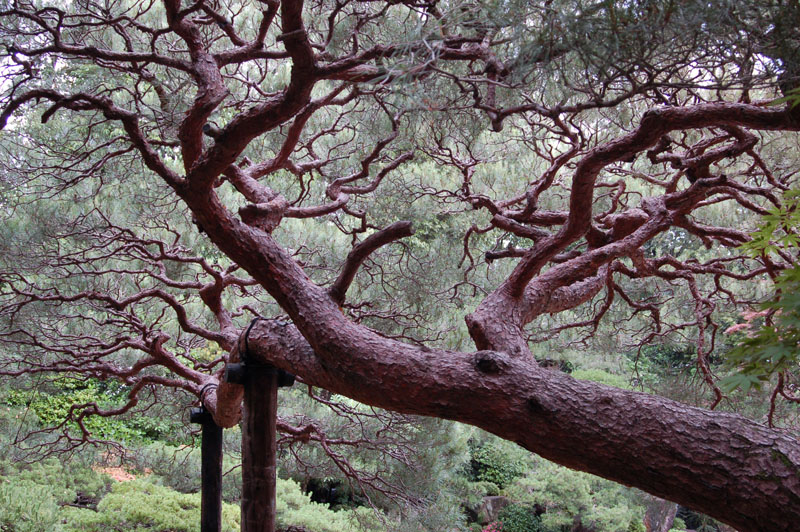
[497,504,542,532]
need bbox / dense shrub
[469,442,526,489]
[0,455,111,532]
[54,474,380,532]
[275,475,379,532]
[476,480,500,497]
[497,504,542,532]
[0,479,63,532]
[7,457,111,504]
[571,369,631,389]
[669,517,687,531]
[628,518,646,532]
[504,458,646,532]
[2,380,185,445]
[60,479,240,532]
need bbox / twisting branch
[329,221,415,306]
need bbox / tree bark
[643,496,678,532]
[205,319,800,532]
[184,102,800,532]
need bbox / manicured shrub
[275,476,379,532]
[503,458,646,532]
[0,455,112,516]
[10,457,111,505]
[670,517,687,531]
[571,369,631,389]
[0,479,63,532]
[60,478,240,532]
[58,476,382,532]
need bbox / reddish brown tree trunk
[186,103,800,532]
[643,496,678,532]
[205,318,800,532]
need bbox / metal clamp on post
[224,317,296,387]
[190,406,214,424]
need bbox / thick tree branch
[206,319,800,532]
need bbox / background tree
[1,1,800,531]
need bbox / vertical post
[190,407,224,532]
[241,365,279,532]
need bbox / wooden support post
[191,407,224,532]
[241,365,279,532]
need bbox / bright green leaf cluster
[723,189,800,391]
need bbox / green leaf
[768,87,800,109]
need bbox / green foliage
[721,282,800,392]
[722,189,800,391]
[628,518,646,532]
[770,86,800,109]
[0,454,110,532]
[739,189,800,257]
[504,457,646,532]
[497,504,543,532]
[60,479,240,532]
[475,480,500,497]
[3,382,179,443]
[469,441,526,489]
[636,344,697,373]
[571,369,630,389]
[274,476,379,532]
[670,517,687,531]
[0,457,111,505]
[0,479,63,532]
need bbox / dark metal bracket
[224,362,295,388]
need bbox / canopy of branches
[1,1,800,530]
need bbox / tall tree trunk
[643,496,678,532]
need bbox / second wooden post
[241,364,279,532]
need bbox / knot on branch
[473,350,509,374]
[599,208,649,241]
[526,396,549,416]
[239,196,288,233]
